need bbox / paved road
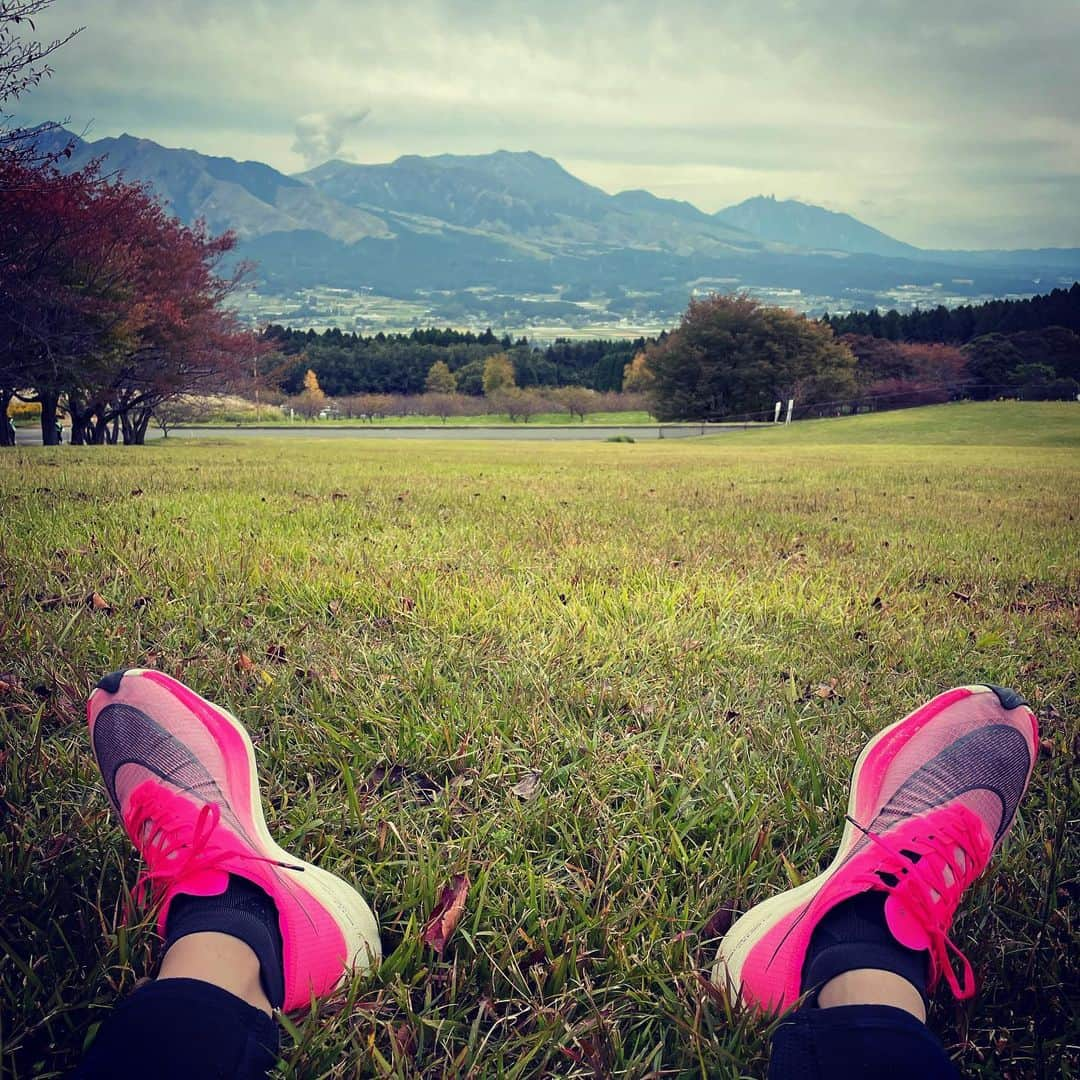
[14,422,755,444]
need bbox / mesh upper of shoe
[88,670,354,1010]
[734,687,1037,1011]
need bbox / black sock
[801,891,929,1009]
[164,875,285,1009]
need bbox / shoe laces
[846,808,992,999]
[125,789,300,913]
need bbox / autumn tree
[489,386,549,422]
[482,352,516,395]
[420,391,462,422]
[424,360,457,394]
[622,351,654,392]
[293,368,327,418]
[645,294,856,421]
[841,335,968,410]
[549,385,599,422]
[153,395,208,437]
[0,152,254,444]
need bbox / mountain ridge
[28,126,1080,323]
[714,194,922,259]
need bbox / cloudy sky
[22,0,1080,249]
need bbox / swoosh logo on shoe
[868,723,1031,844]
[92,702,242,835]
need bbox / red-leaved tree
[0,152,257,444]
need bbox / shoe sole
[711,685,1017,999]
[97,669,382,988]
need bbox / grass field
[1,401,1077,1078]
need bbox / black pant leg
[74,978,279,1080]
[768,1004,959,1080]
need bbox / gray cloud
[18,0,1080,248]
[291,109,370,169]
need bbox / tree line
[261,359,648,426]
[822,284,1080,403]
[625,291,1078,422]
[261,325,644,398]
[823,283,1080,342]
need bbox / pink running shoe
[713,685,1038,1012]
[88,668,381,1011]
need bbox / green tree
[453,357,486,396]
[645,294,856,421]
[424,360,457,394]
[482,352,516,395]
[962,334,1025,399]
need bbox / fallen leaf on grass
[391,1024,416,1060]
[813,678,839,699]
[510,770,542,801]
[701,903,736,939]
[87,591,113,613]
[361,763,440,802]
[236,651,256,673]
[421,873,470,955]
[265,643,287,664]
[780,853,803,887]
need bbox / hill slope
[744,400,1080,447]
[41,129,389,243]
[715,194,921,258]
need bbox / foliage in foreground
[0,403,1076,1078]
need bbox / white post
[774,401,782,423]
[785,399,794,425]
[290,407,295,422]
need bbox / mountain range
[33,127,1080,326]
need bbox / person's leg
[712,684,1038,1078]
[75,977,278,1080]
[77,668,383,1075]
[767,1004,955,1079]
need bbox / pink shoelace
[125,791,299,913]
[845,810,992,999]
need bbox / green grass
[1,401,1077,1077]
